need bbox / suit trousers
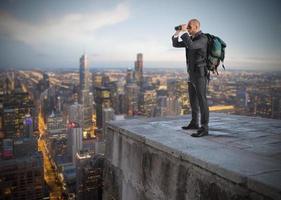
[188,76,209,129]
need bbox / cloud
[0,3,130,49]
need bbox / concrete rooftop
[108,113,281,199]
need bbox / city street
[38,110,63,199]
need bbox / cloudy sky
[0,0,281,70]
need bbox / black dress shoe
[182,123,199,130]
[191,127,209,137]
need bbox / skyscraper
[76,154,104,200]
[2,92,34,139]
[67,123,83,165]
[0,138,47,199]
[68,102,84,127]
[134,53,143,89]
[102,108,115,133]
[124,83,140,116]
[79,54,89,91]
[124,67,141,116]
[134,53,144,115]
[23,114,33,138]
[143,89,157,117]
[79,54,93,132]
[94,87,112,130]
[46,111,66,135]
[126,68,134,84]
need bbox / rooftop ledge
[106,113,281,200]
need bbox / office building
[79,54,89,91]
[68,102,84,128]
[94,87,112,129]
[102,107,115,132]
[134,53,143,89]
[143,89,157,117]
[23,114,33,138]
[2,92,34,139]
[76,154,104,200]
[126,68,135,84]
[0,137,47,199]
[79,54,93,132]
[124,83,140,116]
[67,123,83,165]
[46,111,66,135]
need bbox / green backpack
[205,33,226,79]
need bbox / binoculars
[174,25,182,31]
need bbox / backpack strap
[207,71,211,84]
[222,62,225,70]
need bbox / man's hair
[189,19,200,28]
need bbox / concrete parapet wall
[102,114,281,200]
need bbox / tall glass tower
[79,54,89,91]
[134,53,143,89]
[79,54,93,134]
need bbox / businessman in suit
[172,19,209,137]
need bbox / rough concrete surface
[103,113,281,200]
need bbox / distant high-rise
[67,124,83,165]
[102,108,115,132]
[37,72,50,93]
[56,96,62,113]
[80,54,89,91]
[2,92,34,139]
[134,53,144,114]
[43,72,50,89]
[166,96,181,116]
[101,74,110,87]
[79,53,93,132]
[94,87,112,129]
[117,93,125,114]
[46,112,66,135]
[68,102,84,127]
[126,68,135,84]
[134,53,143,89]
[106,81,120,114]
[0,137,47,199]
[124,83,140,116]
[40,87,57,121]
[80,90,93,130]
[23,114,33,138]
[92,73,103,87]
[143,89,157,117]
[5,71,15,93]
[76,154,104,200]
[125,67,140,115]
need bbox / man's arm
[172,30,186,48]
[172,35,185,48]
[180,33,205,49]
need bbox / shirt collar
[192,31,202,39]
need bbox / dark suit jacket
[172,31,208,82]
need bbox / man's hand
[174,30,181,37]
[173,24,188,38]
[181,24,188,31]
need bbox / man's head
[187,19,201,36]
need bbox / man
[172,19,209,137]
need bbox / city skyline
[0,57,280,198]
[0,0,281,71]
